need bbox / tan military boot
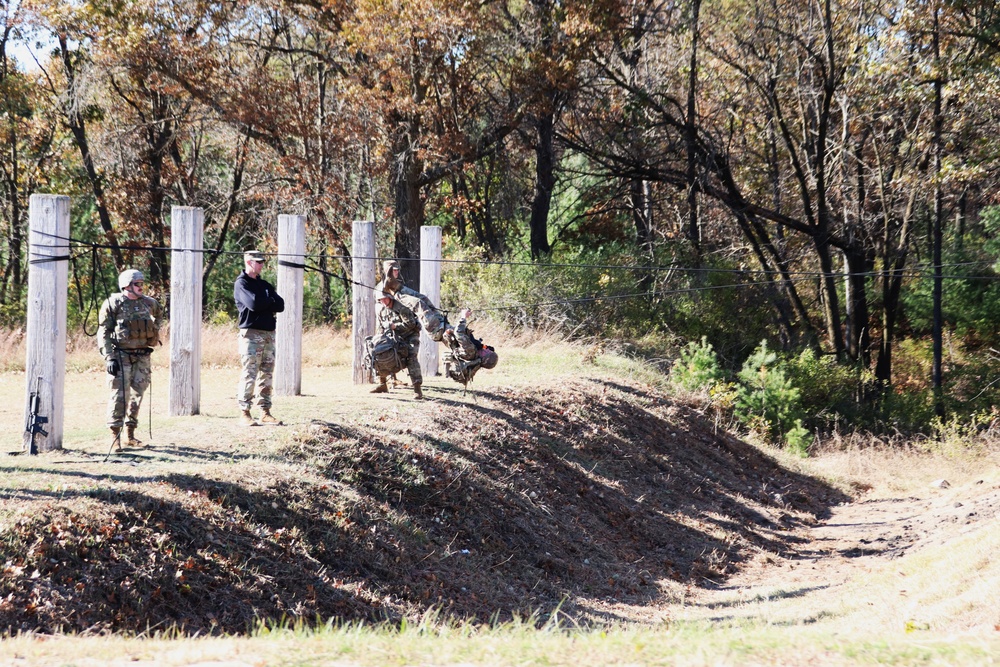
[110,427,123,452]
[260,409,282,425]
[126,425,143,448]
[370,380,388,394]
[241,409,259,426]
[413,382,423,400]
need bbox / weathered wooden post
[275,214,305,396]
[168,206,203,416]
[419,226,442,377]
[352,221,376,384]
[23,194,70,453]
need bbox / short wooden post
[419,226,442,377]
[168,206,203,416]
[23,194,70,453]
[275,214,305,395]
[352,221,376,384]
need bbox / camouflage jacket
[98,293,163,358]
[376,299,420,340]
[452,318,480,360]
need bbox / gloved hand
[106,358,120,376]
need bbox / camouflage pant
[106,351,152,428]
[403,335,422,385]
[238,328,276,410]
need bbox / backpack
[364,331,408,379]
[444,350,482,386]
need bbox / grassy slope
[0,326,998,664]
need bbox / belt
[118,347,153,356]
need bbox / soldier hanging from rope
[442,308,498,387]
[381,259,447,341]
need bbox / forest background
[4,0,1000,446]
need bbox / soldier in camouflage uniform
[381,259,446,338]
[97,269,163,450]
[372,290,424,399]
[235,250,285,426]
[442,308,498,385]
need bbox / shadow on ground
[0,378,849,634]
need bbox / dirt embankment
[0,378,850,634]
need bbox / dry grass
[2,323,382,373]
[803,440,1000,498]
[3,322,1000,664]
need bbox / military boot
[110,427,123,452]
[370,380,388,394]
[126,425,143,448]
[241,409,259,426]
[413,382,423,400]
[260,409,282,425]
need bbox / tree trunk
[685,0,702,262]
[843,248,871,366]
[57,36,124,270]
[931,7,945,418]
[528,111,555,259]
[391,118,425,288]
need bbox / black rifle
[24,376,48,455]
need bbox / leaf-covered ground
[0,377,850,635]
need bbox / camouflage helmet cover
[118,269,144,289]
[480,347,499,369]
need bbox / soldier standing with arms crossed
[98,269,163,450]
[235,250,285,426]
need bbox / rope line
[29,229,1000,282]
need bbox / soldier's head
[244,250,266,276]
[118,269,144,299]
[376,290,394,307]
[480,347,498,369]
[382,259,401,279]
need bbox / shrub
[670,337,724,393]
[734,340,808,447]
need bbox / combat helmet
[118,269,144,290]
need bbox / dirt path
[678,477,1000,628]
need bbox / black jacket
[234,272,285,331]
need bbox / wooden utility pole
[352,221,376,384]
[419,226,442,377]
[23,194,70,453]
[275,214,305,396]
[168,206,203,416]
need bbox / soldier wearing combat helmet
[97,269,163,450]
[372,288,424,399]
